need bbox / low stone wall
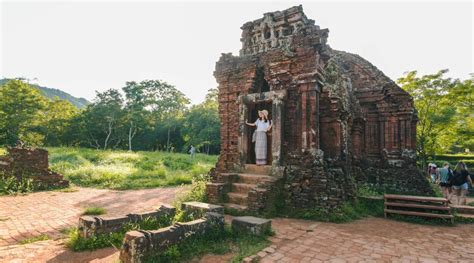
[0,147,69,188]
[120,212,224,263]
[78,204,176,238]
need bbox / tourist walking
[189,145,196,159]
[451,162,472,205]
[437,162,453,200]
[246,110,272,165]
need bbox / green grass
[19,234,50,244]
[82,206,106,216]
[47,147,217,190]
[0,148,5,155]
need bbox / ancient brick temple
[206,6,432,214]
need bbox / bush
[0,173,35,195]
[82,206,107,216]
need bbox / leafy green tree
[82,89,125,149]
[122,81,149,151]
[0,79,48,146]
[398,70,464,167]
[446,76,474,152]
[42,98,80,146]
[183,88,220,154]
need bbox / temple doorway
[246,101,273,165]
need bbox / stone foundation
[78,204,176,238]
[0,147,69,188]
[232,216,272,236]
[120,212,224,263]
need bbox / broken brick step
[232,183,256,194]
[223,203,248,212]
[244,164,271,175]
[228,192,248,206]
[237,174,275,184]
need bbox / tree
[122,81,149,151]
[0,79,48,146]
[183,88,220,154]
[42,98,80,146]
[398,70,460,167]
[82,89,125,149]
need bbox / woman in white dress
[246,110,272,165]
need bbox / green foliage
[48,147,217,190]
[0,173,35,195]
[0,80,220,154]
[82,206,107,216]
[398,71,474,169]
[145,224,270,263]
[0,79,48,146]
[19,234,50,244]
[67,227,124,251]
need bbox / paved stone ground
[1,190,473,262]
[0,186,184,262]
[257,217,474,262]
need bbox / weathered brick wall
[120,212,224,263]
[0,147,69,188]
[78,204,176,238]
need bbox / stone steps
[232,183,255,194]
[223,203,248,212]
[244,164,271,175]
[237,174,274,184]
[228,192,248,206]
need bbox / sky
[1,0,473,104]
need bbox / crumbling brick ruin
[207,5,432,214]
[0,147,69,188]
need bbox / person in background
[427,163,439,184]
[451,162,472,205]
[189,145,196,159]
[437,162,453,201]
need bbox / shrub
[0,173,35,195]
[82,206,107,215]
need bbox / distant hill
[0,79,90,109]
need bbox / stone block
[232,216,272,236]
[120,212,225,263]
[78,204,176,238]
[181,201,224,217]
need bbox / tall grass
[48,147,217,190]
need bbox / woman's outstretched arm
[245,119,256,126]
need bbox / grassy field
[46,147,217,190]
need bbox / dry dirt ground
[0,188,473,263]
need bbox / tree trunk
[166,126,171,152]
[128,121,133,152]
[104,120,113,150]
